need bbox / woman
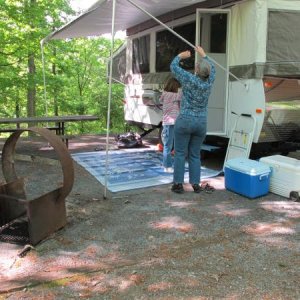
[170,46,216,193]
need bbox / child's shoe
[164,167,174,173]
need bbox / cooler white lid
[225,158,271,175]
[260,155,300,171]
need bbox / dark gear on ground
[115,132,143,149]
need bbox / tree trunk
[52,47,59,116]
[27,53,36,118]
[26,0,37,125]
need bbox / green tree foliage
[45,37,125,133]
[0,0,73,118]
[0,0,125,134]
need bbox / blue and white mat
[72,148,222,192]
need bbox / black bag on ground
[115,132,143,148]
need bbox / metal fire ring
[1,127,74,200]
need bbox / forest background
[0,0,126,135]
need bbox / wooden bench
[0,128,20,133]
[0,127,74,148]
[58,135,75,148]
[46,126,61,134]
[0,126,60,134]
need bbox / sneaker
[201,183,215,194]
[171,183,184,194]
[164,167,174,173]
[192,184,203,193]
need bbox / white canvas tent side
[229,0,300,76]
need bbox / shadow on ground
[0,134,299,299]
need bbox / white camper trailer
[110,0,300,156]
[45,0,300,156]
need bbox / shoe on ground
[192,184,203,193]
[164,167,174,173]
[201,183,215,193]
[171,183,184,194]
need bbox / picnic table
[0,115,99,147]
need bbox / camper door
[196,9,230,136]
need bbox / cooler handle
[259,173,269,181]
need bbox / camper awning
[44,0,240,42]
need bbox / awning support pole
[104,0,117,199]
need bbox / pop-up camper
[45,0,300,157]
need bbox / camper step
[202,144,221,152]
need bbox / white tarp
[229,0,300,67]
[229,0,267,67]
[44,0,207,42]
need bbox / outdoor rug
[71,148,222,192]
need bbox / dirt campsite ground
[0,133,299,299]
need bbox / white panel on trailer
[196,9,231,136]
[224,114,256,165]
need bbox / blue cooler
[224,158,271,199]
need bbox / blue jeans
[162,125,174,168]
[173,113,207,184]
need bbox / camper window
[132,35,150,74]
[267,10,300,64]
[156,21,196,72]
[199,13,227,54]
[210,14,227,53]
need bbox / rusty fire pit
[0,127,74,245]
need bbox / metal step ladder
[224,113,256,166]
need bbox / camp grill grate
[0,127,74,245]
[0,217,30,245]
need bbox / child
[159,77,182,173]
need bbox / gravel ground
[0,135,299,299]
